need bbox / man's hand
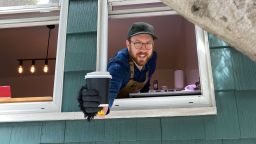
[78,86,102,121]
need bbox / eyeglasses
[130,41,154,50]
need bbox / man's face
[126,34,154,66]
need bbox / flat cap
[127,22,157,40]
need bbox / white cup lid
[84,71,112,79]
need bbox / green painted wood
[104,119,136,141]
[49,142,95,144]
[208,33,229,47]
[223,138,256,144]
[161,117,205,140]
[119,119,137,141]
[62,71,90,112]
[136,118,161,141]
[162,139,222,144]
[119,141,137,144]
[236,90,256,138]
[67,0,97,34]
[162,140,204,144]
[64,142,95,144]
[64,33,97,72]
[205,140,223,144]
[204,91,240,139]
[103,119,119,142]
[95,142,119,144]
[64,120,105,143]
[40,121,65,143]
[95,141,119,144]
[0,123,13,144]
[136,140,162,144]
[231,49,256,90]
[210,48,235,90]
[9,122,42,144]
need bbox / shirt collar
[131,59,145,71]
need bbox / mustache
[136,52,148,56]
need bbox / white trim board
[0,107,217,123]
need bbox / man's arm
[107,62,128,107]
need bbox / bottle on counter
[153,80,158,90]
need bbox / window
[0,0,68,115]
[96,0,216,117]
[0,0,60,13]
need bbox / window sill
[0,96,52,103]
[0,106,216,123]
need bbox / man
[107,22,157,107]
[78,22,157,120]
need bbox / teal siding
[62,0,97,112]
[0,123,12,144]
[204,91,240,139]
[9,122,42,144]
[236,90,256,138]
[67,0,97,34]
[232,50,256,90]
[40,121,65,143]
[62,71,88,112]
[163,140,222,144]
[1,0,256,144]
[223,138,256,144]
[65,120,105,143]
[210,48,235,90]
[162,117,205,140]
[65,33,97,72]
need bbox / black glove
[78,85,102,121]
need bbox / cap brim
[129,32,158,40]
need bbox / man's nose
[140,43,148,50]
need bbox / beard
[129,50,152,66]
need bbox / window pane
[0,25,58,101]
[0,0,59,8]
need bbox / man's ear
[126,40,130,50]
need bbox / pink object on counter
[184,84,197,91]
[0,86,11,97]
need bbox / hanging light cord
[17,25,56,74]
[46,27,51,59]
[46,25,55,59]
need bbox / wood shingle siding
[1,0,256,144]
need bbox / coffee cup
[84,72,112,107]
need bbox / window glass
[0,0,67,114]
[0,25,58,103]
[105,0,215,112]
[108,15,200,98]
[0,0,59,8]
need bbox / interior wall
[0,75,54,98]
[183,20,199,85]
[108,15,199,90]
[0,25,58,98]
[150,17,198,90]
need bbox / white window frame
[0,0,68,115]
[99,0,216,117]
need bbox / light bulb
[18,60,23,74]
[43,59,49,73]
[30,60,36,73]
[43,64,49,73]
[18,65,23,74]
[30,65,35,73]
